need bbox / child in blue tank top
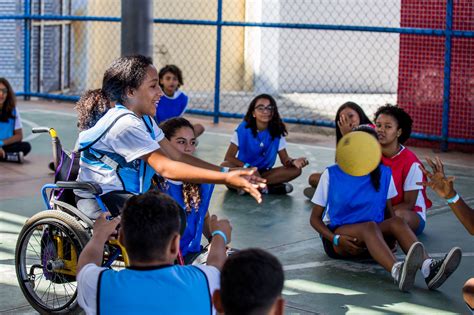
[159,117,214,262]
[221,94,308,195]
[154,65,205,137]
[309,125,461,292]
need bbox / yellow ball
[336,131,382,176]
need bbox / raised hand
[337,114,354,136]
[417,156,456,199]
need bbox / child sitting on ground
[375,104,432,235]
[221,94,308,195]
[154,65,205,137]
[309,125,461,292]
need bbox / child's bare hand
[292,157,309,169]
[417,156,456,199]
[337,114,354,136]
[225,169,264,203]
[209,214,232,244]
[92,212,121,242]
[339,235,366,255]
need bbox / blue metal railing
[2,1,473,148]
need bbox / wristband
[446,193,460,204]
[332,234,340,246]
[0,140,4,146]
[211,230,228,245]
[243,163,251,169]
[220,166,230,173]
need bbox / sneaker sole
[399,242,424,292]
[427,247,462,290]
[303,187,316,199]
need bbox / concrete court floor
[0,100,473,314]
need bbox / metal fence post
[23,0,31,100]
[121,0,153,58]
[213,0,223,124]
[441,0,453,152]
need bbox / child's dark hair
[243,94,287,139]
[353,125,381,191]
[158,65,184,89]
[121,191,181,262]
[374,104,413,144]
[75,55,153,128]
[335,101,372,143]
[75,89,112,130]
[220,248,284,315]
[159,117,201,213]
[0,77,17,122]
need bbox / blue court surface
[1,100,473,314]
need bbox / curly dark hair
[243,94,287,139]
[158,65,184,90]
[121,190,181,262]
[75,89,112,130]
[0,77,17,122]
[159,117,201,213]
[374,104,413,144]
[335,101,372,143]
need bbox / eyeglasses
[0,88,8,95]
[255,105,274,112]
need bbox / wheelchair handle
[32,127,57,138]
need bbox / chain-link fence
[1,0,473,150]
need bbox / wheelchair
[14,127,188,314]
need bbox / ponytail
[75,88,112,130]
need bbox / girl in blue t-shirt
[0,77,31,163]
[158,117,213,262]
[309,125,461,292]
[222,94,308,195]
[154,65,205,137]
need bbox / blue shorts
[415,212,426,235]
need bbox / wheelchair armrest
[56,181,103,195]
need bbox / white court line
[23,108,76,117]
[21,118,41,142]
[284,252,474,272]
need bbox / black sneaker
[303,186,316,199]
[4,152,24,163]
[425,247,462,290]
[267,183,293,195]
[397,242,424,292]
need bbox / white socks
[391,261,403,280]
[421,259,433,278]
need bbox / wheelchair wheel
[15,210,89,314]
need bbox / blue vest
[326,164,392,229]
[98,265,212,315]
[78,105,156,194]
[155,91,188,124]
[235,121,280,171]
[0,108,17,141]
[161,181,214,256]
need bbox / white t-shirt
[402,162,428,220]
[311,169,398,224]
[14,109,22,130]
[230,131,287,151]
[76,114,164,197]
[77,263,220,315]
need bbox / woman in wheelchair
[158,117,214,263]
[74,55,265,218]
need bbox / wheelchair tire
[15,210,90,314]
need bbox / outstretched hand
[225,169,266,203]
[417,156,456,199]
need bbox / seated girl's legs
[394,209,424,235]
[464,278,474,310]
[192,123,205,137]
[378,216,429,259]
[333,221,397,271]
[261,166,302,185]
[308,172,321,188]
[2,141,31,156]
